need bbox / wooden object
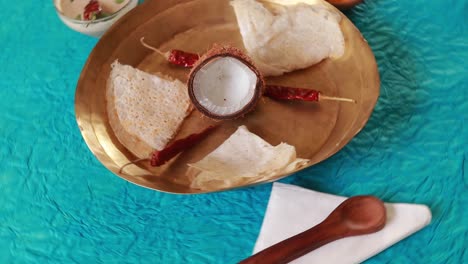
[239,196,386,264]
[75,0,380,193]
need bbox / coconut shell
[187,44,265,120]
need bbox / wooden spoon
[326,0,364,10]
[239,196,386,264]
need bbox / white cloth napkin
[253,183,432,264]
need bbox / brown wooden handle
[239,221,345,264]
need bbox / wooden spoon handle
[239,221,345,264]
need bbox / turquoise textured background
[0,0,466,263]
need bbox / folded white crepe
[189,126,309,190]
[107,61,191,155]
[231,0,345,76]
[254,183,432,263]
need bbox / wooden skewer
[140,37,168,58]
[138,42,357,104]
[319,94,356,103]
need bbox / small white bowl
[54,0,138,37]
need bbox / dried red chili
[265,85,356,103]
[83,0,102,21]
[150,125,217,167]
[265,85,319,101]
[167,50,200,68]
[140,38,200,68]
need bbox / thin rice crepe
[107,61,191,157]
[189,126,310,190]
[231,0,345,76]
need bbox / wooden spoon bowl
[329,196,386,235]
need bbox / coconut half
[188,45,264,120]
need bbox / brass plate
[75,0,380,194]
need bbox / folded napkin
[253,183,432,263]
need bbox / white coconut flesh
[192,57,258,116]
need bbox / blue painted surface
[0,0,466,263]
